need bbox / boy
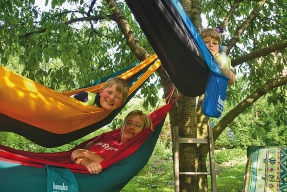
[71,77,129,111]
[200,28,235,85]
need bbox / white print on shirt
[94,142,119,151]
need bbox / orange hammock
[0,54,160,135]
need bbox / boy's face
[202,37,220,56]
[99,84,123,110]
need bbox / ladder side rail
[208,125,217,192]
[172,126,180,192]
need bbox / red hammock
[0,104,172,174]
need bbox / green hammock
[0,104,171,192]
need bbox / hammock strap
[164,86,182,105]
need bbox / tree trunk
[178,95,198,192]
[161,0,210,191]
[112,0,212,189]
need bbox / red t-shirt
[88,132,123,159]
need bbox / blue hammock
[125,0,222,97]
[125,0,229,118]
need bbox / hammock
[242,147,287,191]
[0,104,172,192]
[125,0,221,97]
[0,55,160,147]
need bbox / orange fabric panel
[0,55,160,134]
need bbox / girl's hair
[200,28,221,44]
[102,77,129,103]
[124,110,152,129]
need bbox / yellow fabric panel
[63,54,158,96]
[0,54,160,134]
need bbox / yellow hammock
[0,54,160,134]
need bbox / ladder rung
[173,126,217,192]
[179,172,210,175]
[178,138,208,144]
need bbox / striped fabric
[243,147,287,192]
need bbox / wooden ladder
[172,125,217,192]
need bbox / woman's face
[121,115,144,143]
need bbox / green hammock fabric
[0,115,167,191]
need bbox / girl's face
[121,115,144,143]
[203,37,220,56]
[99,85,123,110]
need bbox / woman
[71,110,152,174]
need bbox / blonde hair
[200,28,221,44]
[124,110,152,130]
[102,77,129,103]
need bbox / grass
[122,147,247,191]
[122,142,174,191]
[210,148,247,192]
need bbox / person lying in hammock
[71,77,129,111]
[200,28,236,85]
[71,110,152,174]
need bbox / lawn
[122,147,247,191]
[210,148,247,192]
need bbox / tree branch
[19,14,109,39]
[219,0,242,30]
[105,0,149,61]
[232,39,287,66]
[228,0,267,52]
[87,0,97,16]
[65,15,110,24]
[213,75,287,140]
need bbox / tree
[1,0,287,191]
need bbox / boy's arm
[71,92,97,105]
[228,70,235,85]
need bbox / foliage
[1,0,287,144]
[0,0,153,92]
[201,0,287,121]
[1,0,287,190]
[214,87,287,149]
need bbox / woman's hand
[81,158,103,174]
[71,149,87,162]
[71,149,103,174]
